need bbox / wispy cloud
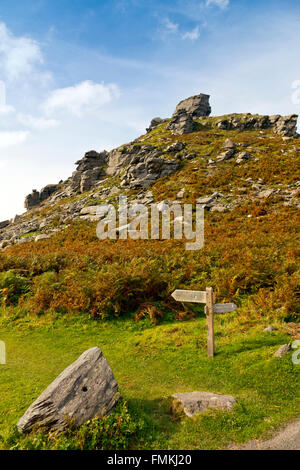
[0,22,43,82]
[17,114,60,131]
[163,18,179,34]
[182,25,200,40]
[0,131,30,149]
[205,0,229,8]
[43,80,120,117]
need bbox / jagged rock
[40,184,59,202]
[167,110,195,135]
[236,151,252,164]
[17,347,120,434]
[223,138,236,150]
[271,115,298,137]
[273,344,291,358]
[182,153,197,161]
[24,190,40,210]
[11,215,20,224]
[172,391,237,417]
[107,144,180,189]
[70,150,108,193]
[166,141,186,153]
[146,117,165,133]
[0,220,9,230]
[215,113,298,137]
[172,93,211,118]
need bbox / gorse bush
[4,401,144,450]
[0,204,299,321]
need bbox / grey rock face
[271,115,298,137]
[0,220,10,230]
[173,93,211,118]
[172,391,237,417]
[106,144,180,189]
[215,113,298,137]
[166,141,186,153]
[167,110,195,135]
[146,117,165,133]
[24,190,41,210]
[40,184,59,202]
[17,347,120,434]
[71,150,108,193]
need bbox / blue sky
[0,0,300,219]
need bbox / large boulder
[17,347,120,434]
[173,93,211,118]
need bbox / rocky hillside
[0,93,299,248]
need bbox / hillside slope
[0,94,299,322]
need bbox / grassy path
[0,314,299,449]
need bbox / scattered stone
[166,141,186,153]
[273,344,292,358]
[236,151,252,164]
[176,188,185,199]
[172,391,237,417]
[264,325,278,332]
[35,234,52,242]
[258,189,274,199]
[17,347,120,434]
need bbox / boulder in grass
[172,391,237,417]
[17,347,120,434]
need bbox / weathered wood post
[171,287,237,357]
[205,287,215,358]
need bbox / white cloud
[0,104,15,115]
[17,113,60,130]
[205,0,229,8]
[0,131,30,149]
[164,18,179,34]
[182,26,200,40]
[0,22,43,81]
[43,80,120,117]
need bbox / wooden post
[205,287,215,358]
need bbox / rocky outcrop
[40,184,59,202]
[173,93,211,118]
[146,117,165,133]
[17,347,120,434]
[106,144,180,189]
[0,220,9,230]
[215,113,298,137]
[24,190,41,210]
[167,110,195,135]
[269,115,298,137]
[70,150,108,193]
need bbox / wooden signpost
[171,287,237,358]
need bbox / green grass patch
[0,312,299,450]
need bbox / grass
[0,311,299,450]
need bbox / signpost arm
[206,287,215,358]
